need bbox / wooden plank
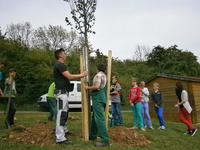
[105,50,112,129]
[80,55,89,141]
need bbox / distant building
[146,73,200,124]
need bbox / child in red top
[129,78,145,131]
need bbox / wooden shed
[145,73,200,124]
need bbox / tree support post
[105,50,112,129]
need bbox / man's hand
[82,71,88,77]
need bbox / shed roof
[146,73,200,83]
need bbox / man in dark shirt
[54,48,88,145]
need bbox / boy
[151,82,165,129]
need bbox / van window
[77,83,81,92]
[70,83,74,91]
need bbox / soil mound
[9,123,55,146]
[2,124,151,147]
[108,126,151,147]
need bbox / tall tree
[5,22,33,47]
[147,45,200,76]
[32,25,79,51]
[133,44,150,61]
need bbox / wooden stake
[105,50,112,129]
[80,55,89,141]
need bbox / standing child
[129,78,145,131]
[4,69,17,128]
[151,82,165,129]
[174,81,197,136]
[140,81,154,130]
[110,76,123,126]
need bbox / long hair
[175,81,184,99]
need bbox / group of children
[128,78,164,131]
[111,76,197,136]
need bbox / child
[4,69,17,128]
[140,81,154,130]
[175,81,197,136]
[129,78,145,131]
[151,82,165,129]
[110,76,123,126]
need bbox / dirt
[108,126,151,147]
[0,123,151,147]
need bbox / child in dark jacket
[151,82,165,129]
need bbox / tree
[5,22,33,47]
[32,25,79,51]
[133,45,150,62]
[147,45,200,76]
[64,0,97,49]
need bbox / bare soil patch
[1,123,151,147]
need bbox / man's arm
[62,71,88,80]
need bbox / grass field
[0,110,200,150]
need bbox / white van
[38,81,111,110]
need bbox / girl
[175,81,197,136]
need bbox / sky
[1,0,200,61]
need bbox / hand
[130,103,134,107]
[155,104,159,108]
[175,104,178,107]
[85,86,89,90]
[82,71,88,77]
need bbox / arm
[156,91,163,107]
[175,90,187,107]
[0,88,4,97]
[110,84,121,95]
[142,88,149,96]
[62,71,88,80]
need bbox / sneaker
[48,117,53,121]
[130,126,138,130]
[89,137,97,141]
[191,129,197,136]
[158,126,165,129]
[94,142,109,147]
[119,124,124,126]
[184,130,191,135]
[56,140,74,145]
[149,126,154,130]
[140,128,146,131]
[144,126,147,129]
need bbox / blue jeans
[111,102,123,125]
[155,107,165,126]
[131,102,144,128]
[141,101,152,127]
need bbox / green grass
[0,111,200,150]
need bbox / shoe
[65,131,73,135]
[158,126,165,129]
[56,140,74,145]
[191,129,197,136]
[94,142,109,147]
[89,137,97,141]
[149,126,154,130]
[48,117,53,121]
[184,130,191,135]
[119,124,124,126]
[140,128,146,131]
[130,126,138,130]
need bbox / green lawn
[0,111,200,150]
